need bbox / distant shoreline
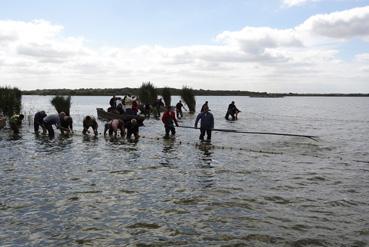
[21,88,369,97]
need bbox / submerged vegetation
[51,96,71,115]
[0,86,22,117]
[181,86,196,113]
[161,87,172,107]
[138,82,158,105]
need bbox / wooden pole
[177,125,318,141]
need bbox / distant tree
[181,86,196,113]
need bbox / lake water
[1,95,369,246]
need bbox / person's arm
[70,118,73,132]
[104,124,109,135]
[194,113,201,128]
[173,112,179,126]
[210,114,214,129]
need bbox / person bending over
[34,111,47,134]
[83,115,98,136]
[126,118,140,140]
[104,119,125,137]
[9,114,24,134]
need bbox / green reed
[51,95,71,115]
[0,86,22,117]
[161,87,172,107]
[181,86,196,113]
[138,82,158,105]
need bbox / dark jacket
[195,111,214,130]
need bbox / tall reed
[51,96,71,115]
[138,82,157,105]
[0,86,22,117]
[180,86,196,113]
[161,87,172,107]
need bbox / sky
[1,0,369,93]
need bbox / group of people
[34,110,140,140]
[33,111,73,137]
[160,100,240,141]
[103,118,140,140]
[108,95,139,115]
[161,101,215,141]
[1,98,240,143]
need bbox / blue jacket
[195,111,214,130]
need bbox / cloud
[282,0,320,7]
[299,6,369,39]
[1,5,369,92]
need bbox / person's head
[64,116,73,126]
[113,95,116,98]
[131,118,137,125]
[231,101,235,104]
[179,100,182,103]
[19,114,24,120]
[85,115,91,122]
[59,112,66,119]
[203,106,209,112]
[205,101,208,104]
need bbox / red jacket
[162,110,178,127]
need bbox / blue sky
[1,0,369,92]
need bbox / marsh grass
[138,82,157,105]
[161,87,172,107]
[181,86,196,113]
[0,86,22,117]
[51,96,71,115]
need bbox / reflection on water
[1,96,369,246]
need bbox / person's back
[34,111,47,133]
[176,102,182,110]
[43,114,60,125]
[126,119,139,140]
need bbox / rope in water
[177,126,319,141]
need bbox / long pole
[177,125,318,141]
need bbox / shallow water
[1,95,369,246]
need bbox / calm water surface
[1,95,369,246]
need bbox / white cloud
[282,0,320,7]
[1,6,369,93]
[299,6,369,39]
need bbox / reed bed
[181,86,196,113]
[138,82,158,105]
[161,87,172,107]
[0,86,22,117]
[51,95,71,115]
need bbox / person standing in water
[162,106,179,138]
[175,100,187,119]
[195,105,214,141]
